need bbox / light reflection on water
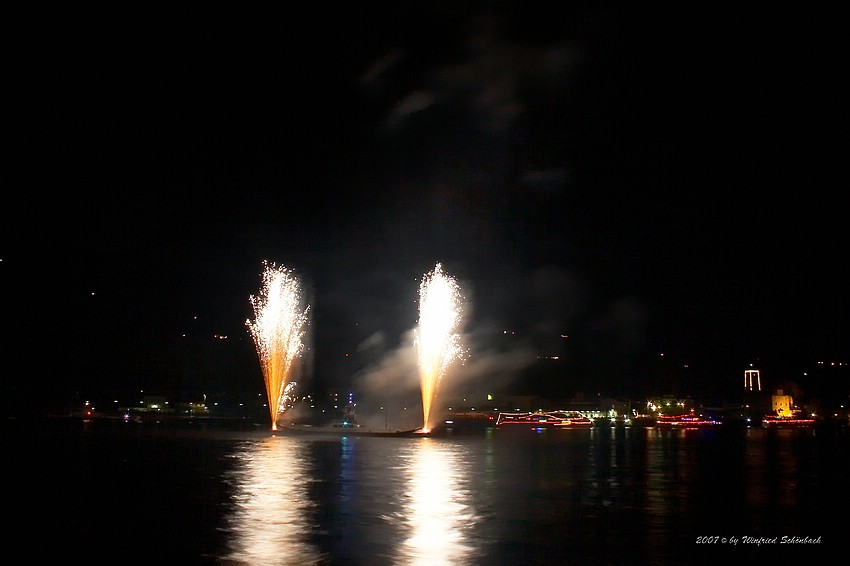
[209,425,846,564]
[219,434,494,565]
[10,418,847,564]
[220,435,324,565]
[396,439,485,565]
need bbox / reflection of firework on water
[415,263,464,432]
[246,262,310,431]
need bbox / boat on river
[275,402,428,437]
[276,422,427,437]
[655,414,720,428]
[495,411,593,429]
[761,415,816,428]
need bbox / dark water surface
[7,418,847,564]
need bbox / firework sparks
[246,262,310,431]
[416,263,465,432]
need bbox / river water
[7,417,846,564]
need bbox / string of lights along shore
[246,261,310,432]
[416,263,466,433]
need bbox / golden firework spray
[246,261,310,431]
[416,263,464,432]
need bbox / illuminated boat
[761,415,815,428]
[495,411,593,429]
[654,414,720,428]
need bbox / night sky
[5,4,847,413]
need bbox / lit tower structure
[744,368,761,391]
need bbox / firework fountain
[246,262,310,432]
[415,263,465,433]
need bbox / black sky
[5,3,847,411]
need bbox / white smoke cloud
[354,328,420,398]
[361,11,580,135]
